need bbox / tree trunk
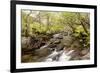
[25,10,32,37]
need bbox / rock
[53,39,61,44]
[40,44,49,49]
[81,49,89,56]
[70,56,81,60]
[81,52,90,60]
[32,56,40,62]
[61,36,73,47]
[48,43,57,48]
[49,38,61,44]
[21,36,40,50]
[21,37,31,49]
[70,40,82,51]
[53,33,63,39]
[56,44,64,51]
[21,54,32,62]
[34,47,52,57]
[69,50,81,60]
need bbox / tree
[22,10,33,37]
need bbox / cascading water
[59,49,74,61]
[43,48,75,62]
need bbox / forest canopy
[22,10,89,35]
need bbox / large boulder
[81,49,89,56]
[69,50,81,60]
[50,38,61,44]
[21,54,33,62]
[34,47,52,57]
[61,36,73,47]
[56,44,64,51]
[21,37,31,50]
[81,52,90,60]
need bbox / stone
[21,37,31,49]
[69,50,81,60]
[50,38,60,43]
[53,39,61,44]
[56,44,64,51]
[53,33,63,39]
[81,49,89,56]
[61,36,73,47]
[81,52,90,60]
[34,47,52,57]
[21,54,32,62]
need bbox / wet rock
[56,44,64,51]
[40,44,49,49]
[50,38,61,44]
[48,43,57,48]
[53,33,63,39]
[34,47,52,57]
[53,39,61,44]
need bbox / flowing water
[43,48,75,62]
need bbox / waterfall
[43,48,59,62]
[43,48,74,62]
[58,50,74,61]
